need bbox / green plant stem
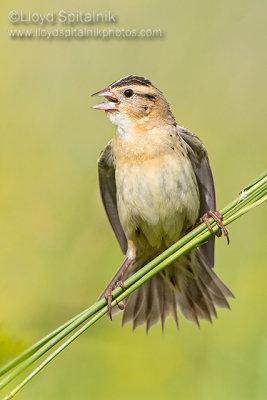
[2,189,266,400]
[1,180,263,388]
[0,170,266,399]
[1,308,108,400]
[2,171,265,380]
[0,309,90,377]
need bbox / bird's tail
[116,248,234,332]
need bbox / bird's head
[92,75,175,133]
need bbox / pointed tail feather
[99,249,233,331]
[122,274,178,332]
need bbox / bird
[92,75,234,332]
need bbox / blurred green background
[0,0,266,399]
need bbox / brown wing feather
[176,125,216,268]
[98,141,128,254]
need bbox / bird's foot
[104,280,125,320]
[200,210,229,244]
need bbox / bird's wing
[98,141,128,254]
[176,125,216,268]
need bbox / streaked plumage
[93,75,233,331]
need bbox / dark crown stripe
[110,75,152,88]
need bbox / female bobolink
[92,75,233,332]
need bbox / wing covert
[176,125,216,267]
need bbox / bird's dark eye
[124,89,134,98]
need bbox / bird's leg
[105,241,136,319]
[199,210,229,244]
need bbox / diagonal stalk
[2,171,265,379]
[0,170,266,399]
[2,192,266,400]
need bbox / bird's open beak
[91,88,119,111]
